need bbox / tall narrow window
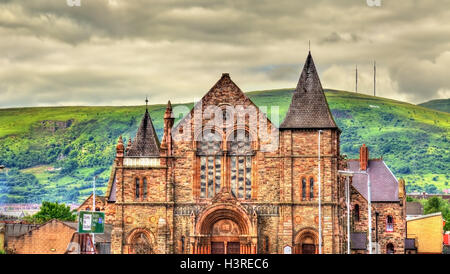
[229,130,253,199]
[354,204,360,222]
[143,178,147,199]
[309,177,314,199]
[197,130,222,198]
[386,216,394,232]
[302,178,307,200]
[135,178,140,200]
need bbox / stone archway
[193,204,257,254]
[295,228,319,254]
[126,228,155,254]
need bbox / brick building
[89,52,406,254]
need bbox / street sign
[78,211,105,234]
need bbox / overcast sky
[0,0,449,108]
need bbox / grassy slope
[0,89,448,203]
[418,99,450,113]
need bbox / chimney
[360,144,369,171]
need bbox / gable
[173,73,278,146]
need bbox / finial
[309,40,311,52]
[145,96,149,111]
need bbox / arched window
[143,178,147,199]
[386,215,394,232]
[181,236,185,254]
[354,204,360,222]
[386,243,394,254]
[229,130,253,200]
[197,130,222,198]
[135,178,140,200]
[302,178,307,201]
[309,177,314,199]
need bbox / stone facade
[91,52,406,254]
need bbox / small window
[181,236,185,254]
[309,178,314,199]
[143,178,147,199]
[302,178,307,200]
[354,204,360,222]
[386,216,394,232]
[265,236,270,254]
[135,178,140,199]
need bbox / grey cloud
[0,0,449,107]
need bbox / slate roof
[127,109,160,157]
[347,159,399,202]
[280,52,338,129]
[406,202,423,216]
[350,232,367,250]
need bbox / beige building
[407,212,444,254]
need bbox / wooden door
[227,242,240,254]
[302,244,316,254]
[211,242,225,254]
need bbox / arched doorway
[127,229,155,254]
[211,219,241,254]
[386,243,395,254]
[194,204,257,254]
[295,229,318,254]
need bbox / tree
[23,201,76,224]
[423,197,450,231]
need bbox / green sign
[78,211,105,234]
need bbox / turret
[115,135,124,166]
[161,100,174,155]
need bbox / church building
[79,52,406,254]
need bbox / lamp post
[318,130,322,254]
[338,170,371,254]
[338,170,353,254]
[92,175,98,250]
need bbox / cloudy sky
[0,0,449,108]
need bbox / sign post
[78,211,105,234]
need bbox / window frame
[386,215,394,232]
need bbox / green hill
[418,98,450,113]
[0,89,449,204]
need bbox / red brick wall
[7,220,75,254]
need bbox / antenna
[308,40,311,52]
[373,61,376,97]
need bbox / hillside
[418,99,450,113]
[0,89,449,204]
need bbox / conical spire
[279,52,338,129]
[127,100,160,156]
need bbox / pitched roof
[280,52,338,129]
[127,109,160,157]
[347,159,399,202]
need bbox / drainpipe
[318,130,322,254]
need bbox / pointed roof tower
[279,52,338,129]
[127,99,160,157]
